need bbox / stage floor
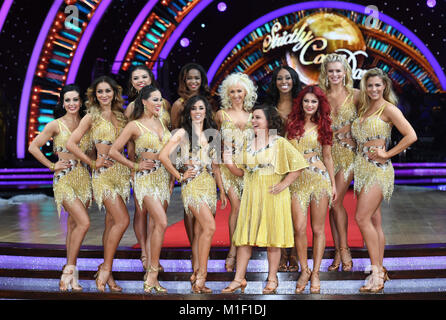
[0,185,445,247]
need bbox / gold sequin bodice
[90,114,125,145]
[220,110,253,154]
[53,119,90,154]
[134,120,171,158]
[331,93,357,132]
[288,126,322,160]
[351,105,392,147]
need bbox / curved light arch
[66,0,112,83]
[207,1,446,90]
[111,0,159,74]
[17,0,64,159]
[0,0,14,33]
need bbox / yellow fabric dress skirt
[232,136,308,248]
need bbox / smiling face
[185,68,202,93]
[302,92,319,117]
[96,81,114,107]
[326,61,346,86]
[366,76,385,101]
[63,90,81,115]
[190,99,206,124]
[131,69,152,92]
[228,83,246,107]
[276,68,293,94]
[142,90,162,117]
[252,109,268,135]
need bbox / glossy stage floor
[0,185,446,301]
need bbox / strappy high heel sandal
[262,277,278,294]
[340,247,353,271]
[295,266,311,294]
[310,270,321,294]
[327,249,341,271]
[192,273,212,294]
[221,279,247,294]
[94,265,110,293]
[359,265,384,293]
[288,254,299,272]
[140,255,148,271]
[225,254,236,272]
[278,249,288,272]
[144,265,167,294]
[383,266,390,282]
[59,265,83,292]
[96,263,122,292]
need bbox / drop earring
[343,76,346,86]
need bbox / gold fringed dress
[331,92,357,181]
[351,104,394,201]
[133,120,171,209]
[90,114,131,210]
[288,126,333,215]
[177,137,218,217]
[52,120,92,217]
[232,136,308,248]
[219,110,253,199]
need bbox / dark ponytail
[131,85,161,120]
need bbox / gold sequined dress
[288,126,333,215]
[133,120,171,209]
[177,135,218,216]
[90,114,131,210]
[351,104,394,201]
[232,136,308,248]
[220,110,253,199]
[52,119,92,216]
[331,92,357,181]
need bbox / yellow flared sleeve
[274,137,308,175]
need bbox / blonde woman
[351,68,417,292]
[215,72,257,272]
[67,76,131,293]
[318,53,359,272]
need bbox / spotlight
[201,23,206,28]
[426,0,436,7]
[180,37,190,47]
[217,2,227,12]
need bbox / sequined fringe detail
[133,165,171,209]
[220,164,243,199]
[332,141,355,182]
[181,171,217,217]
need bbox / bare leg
[226,187,240,271]
[184,209,195,246]
[310,196,329,273]
[371,206,385,266]
[132,194,148,268]
[292,198,308,271]
[63,199,90,266]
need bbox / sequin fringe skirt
[133,166,171,209]
[332,141,355,182]
[181,170,217,217]
[220,164,243,199]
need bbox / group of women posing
[29,53,417,295]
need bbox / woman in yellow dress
[285,85,337,294]
[318,53,359,271]
[109,85,174,293]
[67,76,131,293]
[221,105,308,294]
[351,68,417,293]
[28,84,92,292]
[160,95,227,293]
[124,65,170,271]
[265,66,302,272]
[215,72,256,272]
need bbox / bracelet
[50,163,56,172]
[134,162,139,171]
[90,160,96,170]
[177,173,184,183]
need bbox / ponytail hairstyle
[131,85,161,120]
[286,85,333,146]
[54,84,86,118]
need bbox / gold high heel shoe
[225,254,236,272]
[140,255,148,271]
[327,249,341,271]
[340,247,353,271]
[383,266,390,282]
[94,265,110,293]
[359,265,384,293]
[96,263,122,292]
[278,249,288,272]
[144,265,167,293]
[287,254,299,272]
[192,274,212,294]
[221,279,247,294]
[59,265,83,292]
[310,271,320,294]
[295,266,311,294]
[262,277,278,294]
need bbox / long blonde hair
[358,68,398,116]
[318,53,354,94]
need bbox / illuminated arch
[207,1,445,93]
[0,0,14,33]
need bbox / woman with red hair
[286,85,337,294]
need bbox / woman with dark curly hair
[286,85,337,294]
[160,95,227,293]
[221,104,307,294]
[265,66,301,125]
[29,84,92,292]
[67,76,130,293]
